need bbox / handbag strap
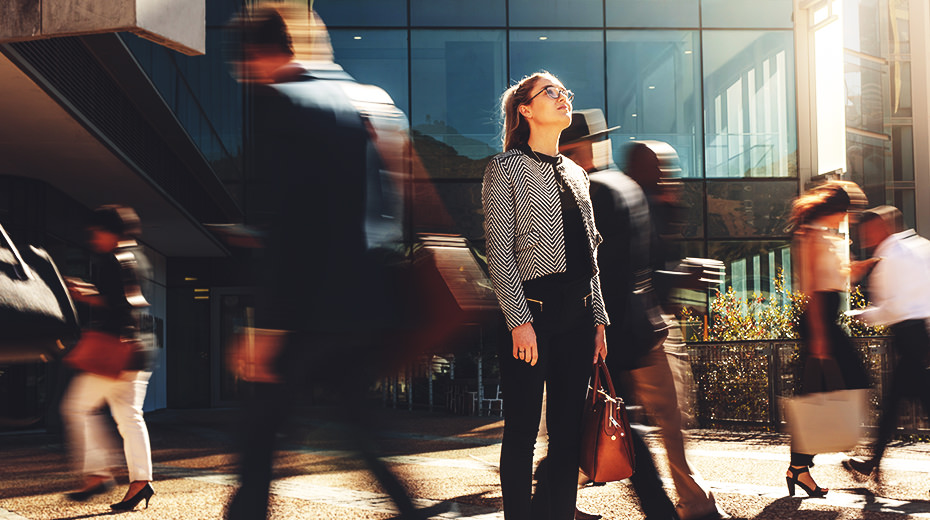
[590,358,619,404]
[0,222,33,281]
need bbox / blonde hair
[500,71,557,151]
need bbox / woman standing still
[61,205,155,511]
[786,181,874,497]
[482,71,609,520]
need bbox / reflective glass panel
[844,54,886,134]
[706,180,796,238]
[707,240,791,306]
[411,0,506,26]
[329,30,410,118]
[607,31,702,178]
[892,126,914,181]
[894,190,916,230]
[510,31,605,115]
[703,31,797,178]
[845,132,888,206]
[606,0,699,28]
[509,0,603,27]
[412,181,485,241]
[701,0,793,28]
[844,0,883,57]
[313,0,407,27]
[891,61,912,117]
[411,31,506,179]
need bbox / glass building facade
[315,0,800,323]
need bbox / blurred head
[625,141,681,196]
[501,72,572,151]
[788,180,866,231]
[858,205,901,249]
[87,205,141,253]
[559,109,618,172]
[228,4,295,82]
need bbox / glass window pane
[845,54,886,134]
[846,132,889,205]
[708,240,791,305]
[607,31,702,178]
[314,0,406,27]
[509,0,603,27]
[411,0,506,26]
[892,61,912,117]
[701,0,793,28]
[411,30,506,179]
[706,180,796,238]
[892,126,914,181]
[510,30,605,114]
[412,181,485,241]
[703,31,797,178]
[329,30,410,118]
[844,0,883,57]
[894,189,916,230]
[606,0,699,28]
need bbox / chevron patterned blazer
[482,147,610,331]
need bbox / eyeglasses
[528,85,574,103]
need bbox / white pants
[61,371,152,482]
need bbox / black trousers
[871,320,930,464]
[499,276,596,520]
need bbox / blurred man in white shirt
[844,206,930,480]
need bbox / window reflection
[708,240,792,306]
[509,0,603,27]
[706,181,795,238]
[846,133,888,206]
[313,0,406,27]
[701,0,793,28]
[703,31,797,178]
[606,0,699,28]
[411,30,506,179]
[411,0,505,26]
[607,31,702,178]
[329,30,410,118]
[844,0,883,57]
[413,181,485,241]
[845,55,885,134]
[510,30,605,115]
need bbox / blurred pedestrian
[483,72,609,520]
[843,206,930,482]
[561,110,678,520]
[785,180,873,497]
[225,4,422,519]
[624,142,729,520]
[61,205,154,511]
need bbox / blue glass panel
[701,0,793,28]
[607,31,702,178]
[606,0,699,28]
[207,0,242,27]
[411,0,506,26]
[314,0,406,27]
[411,30,506,178]
[329,30,410,118]
[509,30,605,114]
[705,180,796,238]
[509,0,603,27]
[703,31,797,178]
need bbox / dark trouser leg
[542,322,594,520]
[871,364,905,466]
[789,452,815,467]
[629,427,678,520]
[499,333,547,520]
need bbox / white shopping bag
[782,389,868,454]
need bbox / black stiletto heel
[110,482,155,511]
[786,466,827,498]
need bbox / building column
[910,0,930,235]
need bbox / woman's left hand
[593,324,607,363]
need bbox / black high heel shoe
[65,477,115,501]
[110,482,155,511]
[786,466,828,498]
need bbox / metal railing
[685,338,929,434]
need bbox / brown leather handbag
[64,330,143,379]
[579,358,635,483]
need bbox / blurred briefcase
[0,223,79,363]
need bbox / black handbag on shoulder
[0,222,79,363]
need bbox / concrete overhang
[0,51,227,257]
[0,0,204,55]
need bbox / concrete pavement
[2,405,930,519]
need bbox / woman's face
[520,76,573,132]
